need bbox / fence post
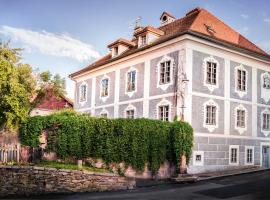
[17,143,20,163]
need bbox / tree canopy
[0,42,66,131]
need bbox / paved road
[10,170,270,200]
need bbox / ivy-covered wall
[20,111,193,174]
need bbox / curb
[196,168,270,181]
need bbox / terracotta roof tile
[70,7,269,78]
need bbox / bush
[20,111,193,174]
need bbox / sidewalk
[172,166,268,183]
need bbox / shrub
[20,111,193,174]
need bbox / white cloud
[0,26,100,62]
[264,18,270,24]
[239,27,249,35]
[240,14,249,19]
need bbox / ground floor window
[193,151,204,166]
[229,145,239,165]
[245,146,254,165]
[126,109,135,119]
[159,105,169,121]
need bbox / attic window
[114,46,118,56]
[162,15,167,22]
[141,35,147,46]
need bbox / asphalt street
[7,170,270,200]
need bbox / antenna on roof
[128,16,142,30]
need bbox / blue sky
[1,0,270,98]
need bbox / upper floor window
[236,109,246,128]
[160,60,171,85]
[126,109,135,119]
[79,83,87,102]
[263,74,270,89]
[237,69,246,91]
[205,105,216,125]
[101,78,109,97]
[206,61,217,85]
[203,56,219,92]
[126,70,136,92]
[159,105,169,121]
[263,113,270,130]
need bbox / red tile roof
[107,38,135,48]
[70,7,270,78]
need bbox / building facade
[70,8,270,173]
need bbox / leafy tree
[0,42,36,131]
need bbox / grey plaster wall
[95,71,115,107]
[148,96,176,121]
[192,96,224,134]
[118,101,144,118]
[230,102,252,136]
[190,136,261,173]
[230,61,252,102]
[257,69,270,105]
[119,63,145,102]
[257,106,270,138]
[149,51,179,97]
[192,50,225,97]
[74,79,92,109]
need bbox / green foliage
[0,42,36,130]
[20,111,193,174]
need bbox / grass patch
[37,160,110,173]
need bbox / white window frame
[203,99,219,133]
[125,67,138,97]
[193,151,204,166]
[235,65,248,98]
[229,145,239,165]
[157,55,174,91]
[261,72,270,102]
[245,146,254,165]
[156,99,172,121]
[234,104,248,135]
[124,104,137,119]
[100,108,109,118]
[140,35,147,47]
[79,82,87,105]
[261,108,270,137]
[203,56,219,93]
[100,75,110,102]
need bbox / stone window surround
[203,99,219,133]
[157,55,175,91]
[234,64,248,98]
[125,67,138,97]
[156,98,172,121]
[261,108,270,137]
[245,146,254,165]
[261,71,270,103]
[234,104,248,135]
[79,81,88,106]
[229,145,239,166]
[124,104,137,119]
[193,151,204,166]
[100,75,110,102]
[203,55,219,93]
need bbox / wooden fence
[0,144,20,163]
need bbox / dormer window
[160,11,176,26]
[141,35,147,46]
[114,46,118,56]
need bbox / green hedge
[20,111,193,174]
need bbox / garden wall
[0,166,135,197]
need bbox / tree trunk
[180,154,187,174]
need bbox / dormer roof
[134,26,164,37]
[107,38,135,48]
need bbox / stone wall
[0,166,135,197]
